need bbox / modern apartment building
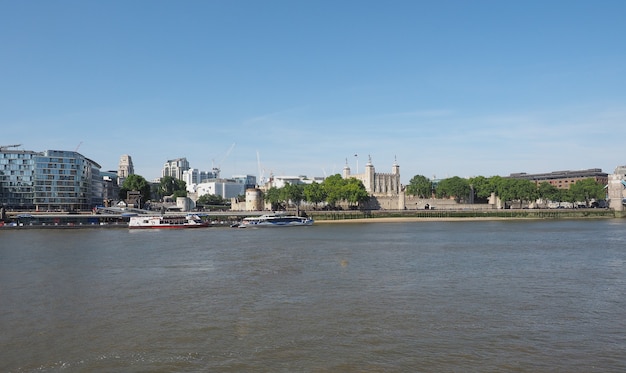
[0,148,103,210]
[192,180,246,200]
[182,168,217,186]
[162,157,190,181]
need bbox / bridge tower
[608,173,625,211]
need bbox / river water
[1,219,625,372]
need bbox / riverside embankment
[1,208,623,229]
[309,208,623,222]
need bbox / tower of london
[343,156,405,209]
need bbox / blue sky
[2,0,625,183]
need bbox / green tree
[494,177,516,207]
[537,182,561,202]
[282,183,305,214]
[303,182,327,208]
[561,188,576,206]
[569,178,606,207]
[406,175,432,198]
[172,189,187,198]
[495,178,539,208]
[435,176,470,203]
[159,176,187,197]
[487,176,505,198]
[319,174,369,209]
[344,177,369,208]
[264,186,284,211]
[321,174,346,208]
[468,176,493,202]
[197,194,227,206]
[516,179,538,205]
[119,174,152,206]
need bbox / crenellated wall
[343,157,401,196]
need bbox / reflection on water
[1,219,626,372]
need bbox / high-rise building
[183,168,200,186]
[0,148,103,210]
[162,157,190,181]
[117,154,134,185]
[33,150,103,210]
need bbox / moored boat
[240,213,313,227]
[128,214,210,229]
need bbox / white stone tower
[364,155,375,192]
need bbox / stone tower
[608,166,625,211]
[117,154,134,186]
[364,155,375,192]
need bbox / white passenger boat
[240,213,313,227]
[128,214,210,229]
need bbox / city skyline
[2,1,625,183]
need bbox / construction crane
[211,142,236,179]
[0,144,22,151]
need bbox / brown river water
[1,219,625,372]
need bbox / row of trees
[118,175,188,206]
[407,174,606,207]
[264,174,369,212]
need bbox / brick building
[508,169,608,189]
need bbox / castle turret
[364,155,375,192]
[392,156,400,176]
[245,188,263,211]
[342,158,351,179]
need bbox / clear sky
[2,0,625,184]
